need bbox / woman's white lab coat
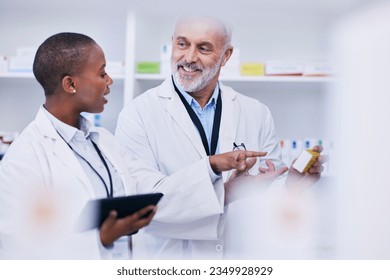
[0,107,137,259]
[116,79,282,259]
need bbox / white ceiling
[0,0,371,17]
[0,0,376,33]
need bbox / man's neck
[187,78,219,109]
[188,91,213,108]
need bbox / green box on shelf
[136,62,160,74]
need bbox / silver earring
[73,89,76,93]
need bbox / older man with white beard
[115,14,324,259]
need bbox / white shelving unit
[135,73,333,83]
[0,1,342,140]
[130,74,332,139]
[123,9,336,141]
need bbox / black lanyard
[56,130,113,198]
[172,76,222,156]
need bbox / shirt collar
[173,76,220,109]
[42,105,96,143]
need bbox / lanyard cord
[91,141,113,198]
[172,76,222,156]
[56,130,113,198]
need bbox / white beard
[171,56,223,93]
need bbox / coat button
[215,243,223,252]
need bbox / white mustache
[176,61,203,72]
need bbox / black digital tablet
[75,192,163,232]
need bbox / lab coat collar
[41,106,98,143]
[35,106,60,140]
[173,76,220,110]
[158,78,240,159]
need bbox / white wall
[0,8,127,132]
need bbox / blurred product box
[0,131,19,160]
[160,44,172,76]
[16,47,36,58]
[265,61,304,76]
[9,56,33,72]
[303,62,334,76]
[136,62,160,74]
[0,55,8,73]
[292,149,320,173]
[240,63,265,76]
[9,47,36,72]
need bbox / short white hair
[173,14,232,51]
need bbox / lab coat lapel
[35,108,96,197]
[219,84,240,182]
[159,79,207,157]
[219,83,240,153]
[51,138,94,191]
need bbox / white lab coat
[0,107,137,259]
[115,78,282,259]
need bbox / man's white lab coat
[116,79,282,259]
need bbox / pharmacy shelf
[221,76,333,83]
[134,73,333,83]
[0,72,35,78]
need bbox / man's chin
[176,78,198,91]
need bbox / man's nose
[184,47,198,63]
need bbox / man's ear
[221,46,233,67]
[62,75,77,94]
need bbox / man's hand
[99,205,157,247]
[224,159,288,204]
[286,145,327,194]
[209,150,267,174]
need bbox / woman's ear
[62,76,77,94]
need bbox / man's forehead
[174,17,225,38]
